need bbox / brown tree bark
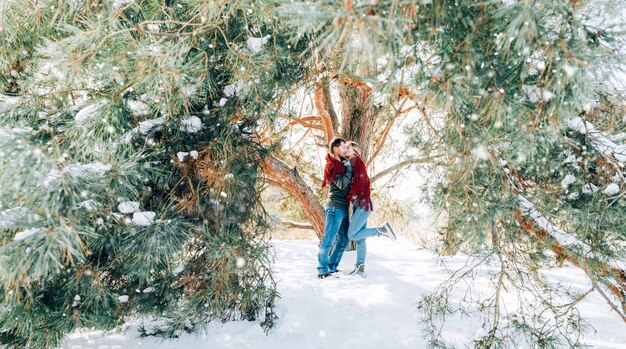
[315,78,338,144]
[261,156,326,240]
[337,79,379,250]
[339,81,377,162]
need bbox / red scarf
[322,153,346,188]
[347,155,373,211]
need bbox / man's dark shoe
[317,272,333,279]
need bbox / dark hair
[328,137,346,154]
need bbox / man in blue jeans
[328,141,396,277]
[317,137,352,279]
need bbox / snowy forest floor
[60,238,626,349]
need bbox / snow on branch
[517,195,591,254]
[568,117,626,163]
[0,207,40,230]
[41,162,112,186]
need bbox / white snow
[118,295,129,303]
[567,191,580,200]
[522,84,554,103]
[42,163,112,186]
[0,207,40,229]
[563,149,579,167]
[560,173,576,189]
[75,101,106,123]
[518,195,591,253]
[610,132,626,143]
[132,211,156,226]
[13,228,42,241]
[176,151,188,162]
[118,201,140,214]
[142,287,155,294]
[582,183,599,195]
[122,117,166,143]
[67,163,111,177]
[223,83,240,97]
[563,64,578,78]
[247,35,270,53]
[0,127,31,138]
[219,98,228,107]
[138,117,165,134]
[568,117,626,163]
[113,0,133,9]
[189,150,199,159]
[127,100,150,116]
[471,145,489,160]
[146,23,160,32]
[60,239,626,349]
[78,199,100,211]
[235,257,246,268]
[604,183,620,195]
[181,116,204,133]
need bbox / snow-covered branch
[517,195,592,254]
[568,117,626,163]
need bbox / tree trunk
[338,81,378,250]
[339,82,377,163]
[261,156,325,240]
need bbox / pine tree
[2,0,625,348]
[279,0,626,347]
[0,1,309,347]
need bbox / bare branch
[594,283,626,323]
[261,156,325,239]
[315,79,336,143]
[367,116,395,167]
[370,157,430,184]
[281,221,315,230]
[321,79,339,132]
[260,115,323,144]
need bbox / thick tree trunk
[339,82,377,163]
[338,81,378,250]
[261,156,325,240]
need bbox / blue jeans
[329,215,365,271]
[317,207,348,274]
[348,204,379,266]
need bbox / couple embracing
[317,137,396,279]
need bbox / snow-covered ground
[60,238,626,349]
